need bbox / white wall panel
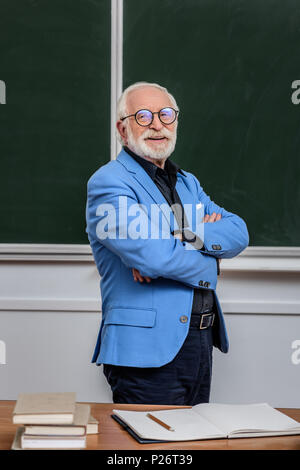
[0,245,299,406]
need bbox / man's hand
[203,212,222,223]
[132,267,152,283]
[131,212,222,282]
[203,212,222,267]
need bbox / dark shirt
[123,146,214,314]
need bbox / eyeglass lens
[135,107,176,126]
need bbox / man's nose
[149,113,163,131]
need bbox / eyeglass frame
[120,107,179,127]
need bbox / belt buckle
[199,313,214,330]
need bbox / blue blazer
[86,149,249,367]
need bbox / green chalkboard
[0,0,110,243]
[124,0,300,246]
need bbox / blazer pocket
[104,307,156,328]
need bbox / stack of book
[11,392,99,450]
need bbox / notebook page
[192,403,300,435]
[113,409,226,441]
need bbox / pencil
[146,413,175,432]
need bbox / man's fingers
[132,268,151,283]
[135,270,144,282]
[203,212,222,223]
[208,212,217,222]
[132,268,143,282]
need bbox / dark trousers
[103,316,214,406]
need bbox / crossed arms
[133,211,222,283]
[86,172,249,290]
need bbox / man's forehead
[127,86,172,112]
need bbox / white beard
[126,124,177,161]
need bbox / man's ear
[116,120,128,145]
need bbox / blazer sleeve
[192,175,250,258]
[86,174,219,289]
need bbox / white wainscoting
[0,245,299,406]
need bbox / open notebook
[112,403,300,443]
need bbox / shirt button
[180,315,188,324]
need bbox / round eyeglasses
[120,107,179,127]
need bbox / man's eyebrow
[133,106,173,111]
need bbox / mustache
[141,128,174,140]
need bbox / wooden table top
[1,401,300,450]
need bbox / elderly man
[86,82,249,405]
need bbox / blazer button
[180,315,188,324]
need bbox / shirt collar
[123,146,185,179]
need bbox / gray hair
[116,81,179,144]
[117,81,179,119]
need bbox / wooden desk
[1,401,300,450]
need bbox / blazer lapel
[117,149,177,229]
[116,149,196,232]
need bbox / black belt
[190,312,215,329]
